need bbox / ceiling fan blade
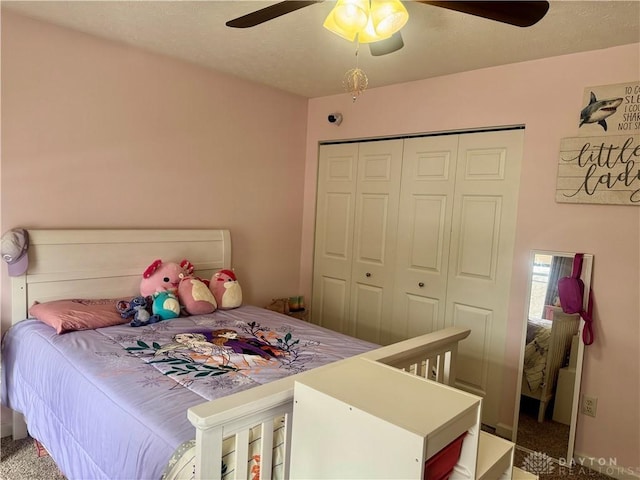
[226,1,321,28]
[419,1,550,27]
[369,32,405,56]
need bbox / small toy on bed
[140,258,217,316]
[178,274,218,315]
[116,296,162,327]
[151,290,180,320]
[139,259,184,319]
[140,259,188,297]
[173,259,217,315]
[210,269,243,309]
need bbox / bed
[1,229,484,480]
[521,308,580,422]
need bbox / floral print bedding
[1,306,376,480]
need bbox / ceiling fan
[226,1,550,56]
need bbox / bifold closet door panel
[312,143,359,334]
[349,139,404,344]
[390,135,459,344]
[444,129,524,427]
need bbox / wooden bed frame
[7,229,513,479]
[8,229,231,439]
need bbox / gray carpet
[516,397,571,461]
[515,397,612,478]
[1,436,66,480]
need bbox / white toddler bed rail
[188,326,473,480]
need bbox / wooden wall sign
[556,133,640,205]
[557,81,640,205]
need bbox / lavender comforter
[1,306,376,479]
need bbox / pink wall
[301,44,639,470]
[1,11,309,330]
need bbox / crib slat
[259,420,274,480]
[425,356,433,380]
[427,356,436,380]
[439,354,447,382]
[195,426,224,480]
[418,359,426,377]
[281,410,293,480]
[445,347,456,385]
[235,430,250,480]
[431,355,445,383]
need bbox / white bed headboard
[10,229,231,326]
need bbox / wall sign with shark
[578,82,640,135]
[556,82,640,206]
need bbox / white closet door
[349,139,404,344]
[445,129,524,428]
[312,143,359,334]
[390,135,459,344]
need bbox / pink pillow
[29,298,129,334]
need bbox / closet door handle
[365,272,372,277]
[418,282,425,287]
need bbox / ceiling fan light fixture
[370,0,409,37]
[324,0,369,41]
[323,13,358,41]
[324,0,409,44]
[357,14,392,43]
[369,31,404,56]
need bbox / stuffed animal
[116,296,162,327]
[151,290,180,320]
[140,258,219,316]
[210,269,243,310]
[171,259,217,315]
[178,276,217,315]
[140,259,188,297]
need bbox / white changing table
[290,357,484,479]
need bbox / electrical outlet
[582,395,598,417]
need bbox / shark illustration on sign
[579,91,623,131]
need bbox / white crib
[188,327,518,480]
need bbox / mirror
[513,250,593,464]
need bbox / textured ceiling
[3,1,639,98]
